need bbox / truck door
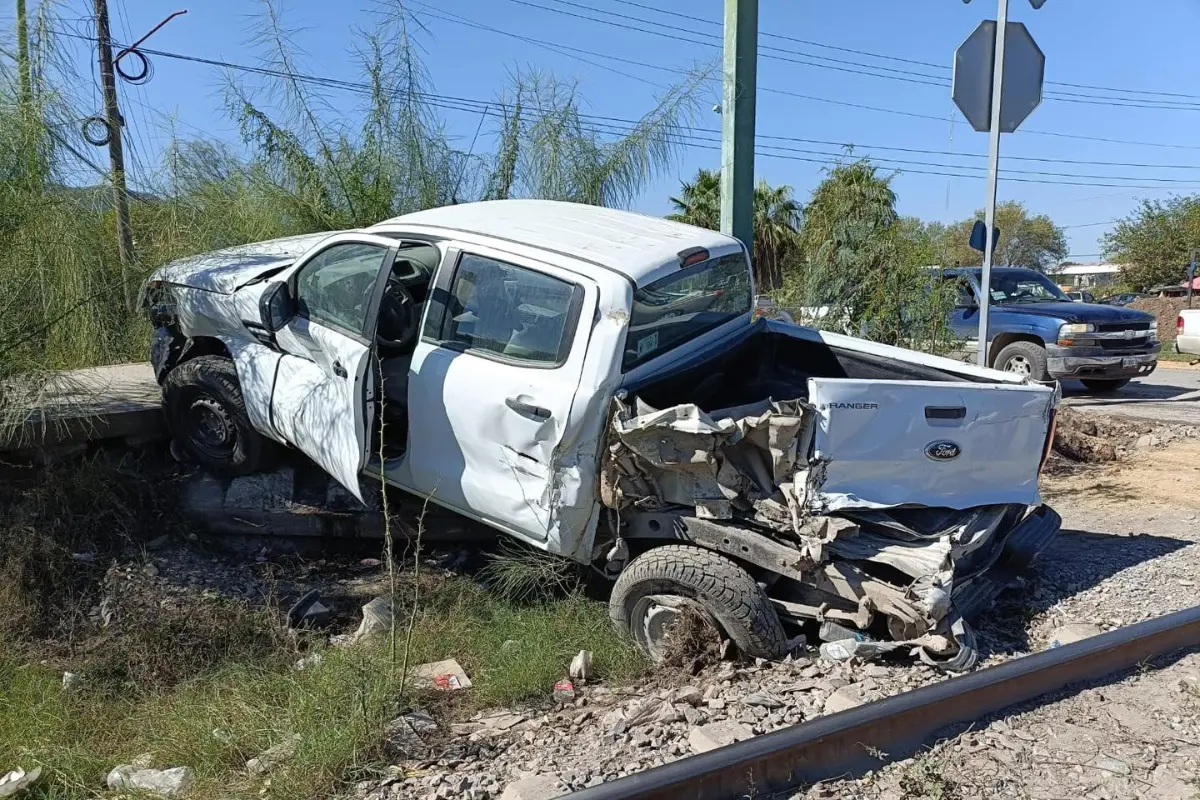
[270,233,398,500]
[398,246,598,548]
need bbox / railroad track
[566,604,1200,800]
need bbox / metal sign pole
[977,0,1009,367]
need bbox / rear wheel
[609,545,787,662]
[993,341,1050,381]
[1081,378,1131,392]
[164,355,270,476]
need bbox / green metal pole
[720,0,757,259]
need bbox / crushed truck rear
[598,322,1061,670]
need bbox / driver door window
[295,243,391,337]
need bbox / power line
[504,0,1200,112]
[411,6,1200,158]
[45,27,1200,190]
[599,0,1200,103]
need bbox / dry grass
[0,454,647,799]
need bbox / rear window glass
[622,253,753,371]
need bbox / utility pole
[94,0,136,310]
[719,0,757,265]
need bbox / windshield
[623,252,752,371]
[985,271,1069,304]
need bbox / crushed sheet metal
[604,396,1051,669]
[607,397,816,530]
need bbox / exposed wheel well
[178,336,231,364]
[987,332,1044,368]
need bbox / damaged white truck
[142,200,1061,670]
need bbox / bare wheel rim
[185,394,238,460]
[1004,354,1033,376]
[631,595,687,662]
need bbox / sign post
[954,0,1046,367]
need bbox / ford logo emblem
[925,441,961,461]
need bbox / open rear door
[808,377,1056,512]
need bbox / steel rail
[566,603,1200,800]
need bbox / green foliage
[667,168,802,289]
[940,201,1067,271]
[1103,195,1200,290]
[783,158,956,351]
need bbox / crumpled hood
[1000,301,1154,325]
[151,232,337,294]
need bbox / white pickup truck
[1177,309,1200,356]
[142,200,1061,668]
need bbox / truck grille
[1097,322,1150,332]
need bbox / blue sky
[17,0,1200,261]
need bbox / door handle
[332,360,348,379]
[506,395,551,420]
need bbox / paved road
[1062,364,1200,426]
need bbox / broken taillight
[1038,408,1058,475]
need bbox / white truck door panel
[808,378,1055,511]
[272,321,375,497]
[402,249,597,545]
[269,236,397,501]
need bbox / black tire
[164,355,270,476]
[609,544,788,662]
[992,340,1050,381]
[1081,378,1132,392]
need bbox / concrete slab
[3,362,164,452]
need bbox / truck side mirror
[259,281,295,332]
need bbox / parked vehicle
[1177,309,1200,356]
[1065,290,1095,303]
[1098,292,1147,307]
[143,200,1061,668]
[943,267,1159,392]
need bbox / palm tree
[668,169,801,290]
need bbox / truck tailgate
[808,378,1055,511]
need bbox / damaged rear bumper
[951,504,1061,622]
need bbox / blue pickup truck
[943,267,1159,391]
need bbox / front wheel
[609,545,788,663]
[1081,378,1132,393]
[993,341,1050,381]
[164,355,271,477]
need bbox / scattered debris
[0,767,41,798]
[106,763,194,797]
[409,659,472,691]
[293,653,324,671]
[286,589,331,629]
[553,679,576,704]
[359,558,382,568]
[246,734,302,776]
[1048,622,1104,648]
[824,684,868,714]
[353,596,393,642]
[60,671,81,691]
[688,720,755,754]
[478,712,526,731]
[569,650,593,682]
[498,774,569,800]
[383,711,438,759]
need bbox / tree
[1103,195,1200,290]
[667,168,802,290]
[940,202,1067,271]
[786,158,954,350]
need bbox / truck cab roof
[369,199,743,288]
